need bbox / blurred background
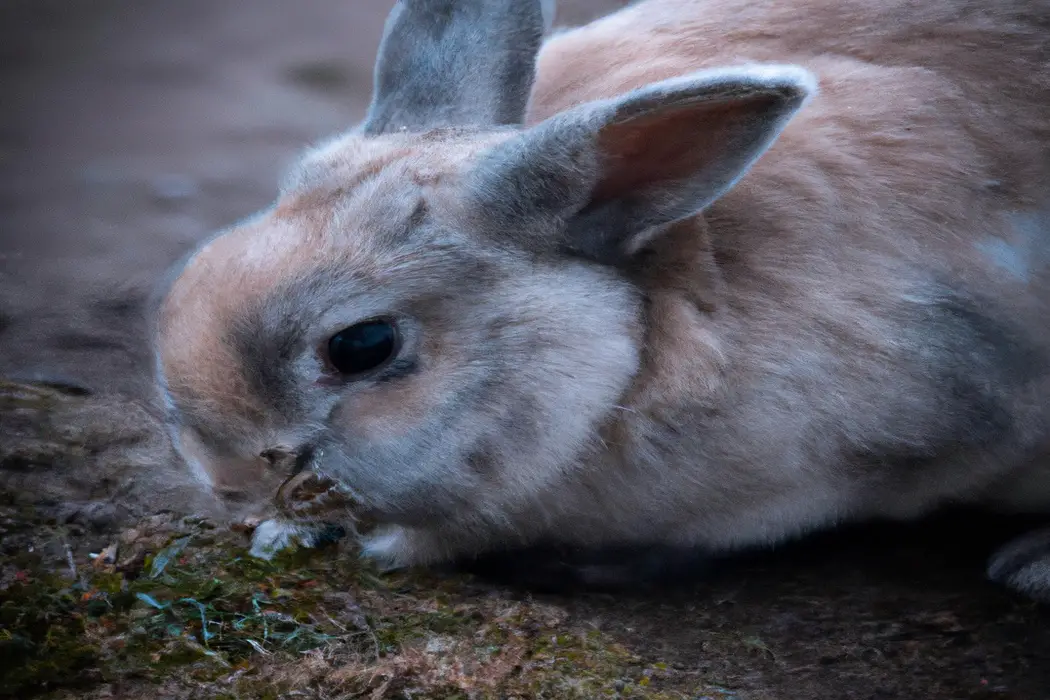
[0,0,625,397]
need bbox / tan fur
[493,0,1050,554]
[154,0,1050,588]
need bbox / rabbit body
[154,0,1050,598]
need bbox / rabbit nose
[259,445,313,475]
[259,446,291,466]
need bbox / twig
[63,541,87,588]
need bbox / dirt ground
[1,1,1049,699]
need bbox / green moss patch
[0,514,711,700]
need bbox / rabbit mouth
[273,451,375,528]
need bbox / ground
[0,2,1048,699]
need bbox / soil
[1,2,1048,699]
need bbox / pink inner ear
[591,93,783,203]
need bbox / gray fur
[362,0,546,134]
[988,527,1050,602]
[846,285,1043,486]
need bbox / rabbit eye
[325,319,399,377]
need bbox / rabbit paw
[359,526,445,571]
[247,518,346,560]
[987,527,1050,603]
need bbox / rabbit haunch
[152,0,1050,600]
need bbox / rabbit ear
[361,0,547,135]
[471,64,818,264]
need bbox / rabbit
[151,0,1050,601]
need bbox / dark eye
[325,319,399,377]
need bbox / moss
[0,575,102,695]
[0,512,706,700]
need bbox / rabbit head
[153,0,814,554]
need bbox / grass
[0,510,709,700]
